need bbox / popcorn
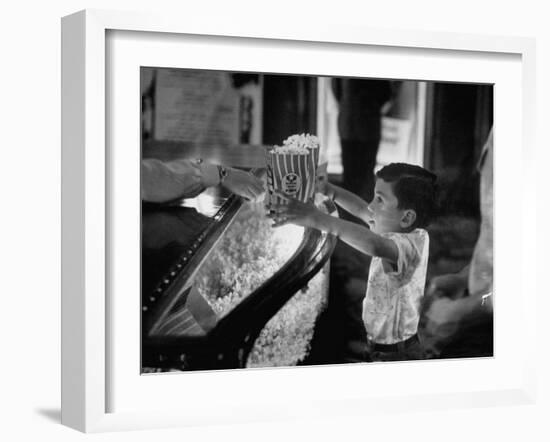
[272,145,310,155]
[283,133,320,150]
[265,133,320,208]
[271,133,320,155]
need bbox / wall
[1,1,548,441]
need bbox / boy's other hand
[323,182,336,200]
[314,162,330,196]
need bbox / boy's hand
[315,164,334,199]
[323,182,336,200]
[268,192,322,229]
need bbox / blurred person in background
[332,78,394,204]
[421,128,493,358]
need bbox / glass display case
[141,179,337,372]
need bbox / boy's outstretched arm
[270,193,398,263]
[319,214,398,263]
[326,183,373,224]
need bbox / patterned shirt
[362,228,429,344]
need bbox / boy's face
[367,178,414,234]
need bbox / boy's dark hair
[376,163,438,228]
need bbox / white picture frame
[61,9,537,433]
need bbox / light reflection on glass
[270,223,305,259]
[177,187,225,218]
[194,202,304,321]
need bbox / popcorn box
[265,134,320,209]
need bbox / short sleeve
[381,230,428,281]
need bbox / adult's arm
[141,158,219,203]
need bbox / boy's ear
[400,209,416,228]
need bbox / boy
[270,163,437,362]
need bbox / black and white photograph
[140,67,493,373]
[4,0,547,438]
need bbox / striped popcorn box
[265,134,320,210]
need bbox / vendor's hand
[426,272,468,300]
[268,192,321,229]
[222,168,265,202]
